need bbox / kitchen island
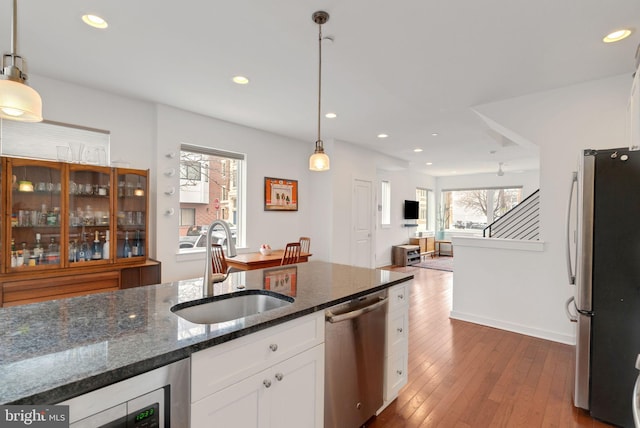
[0,261,412,406]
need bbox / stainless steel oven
[58,358,189,427]
[324,290,388,428]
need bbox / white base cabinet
[378,280,411,413]
[190,313,325,428]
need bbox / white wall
[452,74,631,344]
[155,104,317,281]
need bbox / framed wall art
[264,177,298,211]
[263,266,297,296]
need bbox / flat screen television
[403,200,419,220]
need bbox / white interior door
[352,179,374,268]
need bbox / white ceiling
[2,0,639,176]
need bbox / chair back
[299,237,311,253]
[211,244,228,274]
[281,242,301,265]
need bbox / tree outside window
[441,187,522,235]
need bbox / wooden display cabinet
[0,157,159,307]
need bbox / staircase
[483,189,539,240]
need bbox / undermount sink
[171,290,294,324]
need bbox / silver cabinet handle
[263,379,272,388]
[269,344,278,352]
[275,373,284,381]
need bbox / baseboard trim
[449,310,575,345]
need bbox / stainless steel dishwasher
[325,289,388,428]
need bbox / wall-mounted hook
[164,168,176,177]
[164,186,176,196]
[165,152,177,159]
[165,208,175,216]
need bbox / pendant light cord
[316,21,323,147]
[11,0,17,54]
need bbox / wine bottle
[33,233,43,264]
[132,230,143,256]
[92,231,102,260]
[123,231,132,258]
[102,230,110,260]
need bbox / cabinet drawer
[384,349,408,402]
[388,282,410,312]
[387,310,409,352]
[191,312,324,402]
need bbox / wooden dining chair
[299,237,311,253]
[211,243,229,274]
[281,242,301,265]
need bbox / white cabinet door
[270,344,324,428]
[191,344,324,428]
[191,368,269,428]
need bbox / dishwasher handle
[326,297,387,323]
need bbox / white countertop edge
[451,236,545,252]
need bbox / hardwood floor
[369,266,613,428]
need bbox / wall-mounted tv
[403,200,419,220]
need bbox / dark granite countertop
[0,261,412,405]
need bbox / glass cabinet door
[7,159,63,270]
[115,169,147,260]
[68,165,112,265]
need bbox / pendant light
[0,0,43,122]
[309,11,330,172]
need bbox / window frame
[381,180,391,227]
[178,144,246,252]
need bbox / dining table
[226,249,312,271]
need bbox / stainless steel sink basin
[171,290,294,324]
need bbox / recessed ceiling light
[325,112,337,119]
[603,28,633,43]
[232,76,250,85]
[426,162,433,166]
[82,14,108,29]
[377,133,388,139]
[414,148,423,153]
[431,133,439,137]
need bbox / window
[440,187,522,235]
[179,144,245,250]
[381,181,391,226]
[416,188,432,231]
[179,208,195,226]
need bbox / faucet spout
[203,220,237,295]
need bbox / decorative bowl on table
[259,246,272,256]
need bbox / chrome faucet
[203,220,237,295]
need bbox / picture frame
[264,177,298,211]
[263,266,297,296]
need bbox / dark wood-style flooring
[368,265,613,427]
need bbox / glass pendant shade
[0,79,43,122]
[309,151,330,171]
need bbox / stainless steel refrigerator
[566,148,640,427]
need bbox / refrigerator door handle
[566,171,578,285]
[565,296,578,322]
